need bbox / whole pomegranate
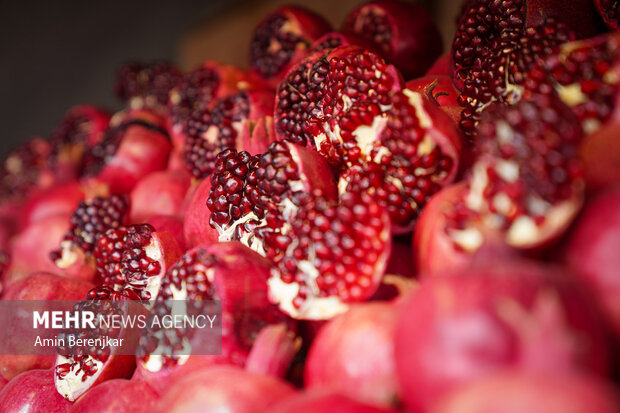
[394,259,610,412]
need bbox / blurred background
[0,0,463,158]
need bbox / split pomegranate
[54,286,142,401]
[0,138,53,200]
[156,366,296,413]
[431,371,620,413]
[263,189,391,320]
[49,105,111,181]
[336,89,462,233]
[415,94,585,274]
[137,242,288,387]
[274,45,402,167]
[207,141,336,251]
[81,113,172,193]
[304,301,400,408]
[449,0,598,137]
[69,379,159,413]
[564,188,620,340]
[183,88,275,179]
[49,194,129,280]
[115,61,182,109]
[0,369,72,413]
[249,6,331,86]
[394,260,611,412]
[93,223,182,302]
[342,0,443,79]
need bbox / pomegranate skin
[431,371,620,413]
[394,260,611,412]
[155,366,296,413]
[19,181,85,230]
[69,379,159,413]
[183,178,219,248]
[425,53,450,76]
[304,302,400,408]
[4,214,72,285]
[269,391,399,413]
[0,369,72,413]
[129,170,191,222]
[564,188,620,339]
[406,75,460,107]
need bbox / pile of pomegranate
[1,0,620,411]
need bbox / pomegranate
[0,138,54,200]
[595,0,620,30]
[0,272,94,381]
[49,194,129,281]
[115,61,182,109]
[394,260,611,412]
[69,379,159,412]
[0,369,72,413]
[263,189,391,320]
[274,45,403,167]
[449,0,600,137]
[415,94,585,274]
[206,141,336,252]
[183,88,275,179]
[81,113,172,193]
[431,371,620,413]
[269,391,399,413]
[342,0,443,79]
[49,105,111,181]
[54,286,142,401]
[304,301,400,408]
[564,188,620,339]
[156,366,296,413]
[249,6,331,87]
[137,242,289,388]
[129,169,191,222]
[336,89,462,233]
[167,62,252,172]
[93,223,182,302]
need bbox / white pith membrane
[54,240,82,268]
[142,267,215,372]
[55,355,102,401]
